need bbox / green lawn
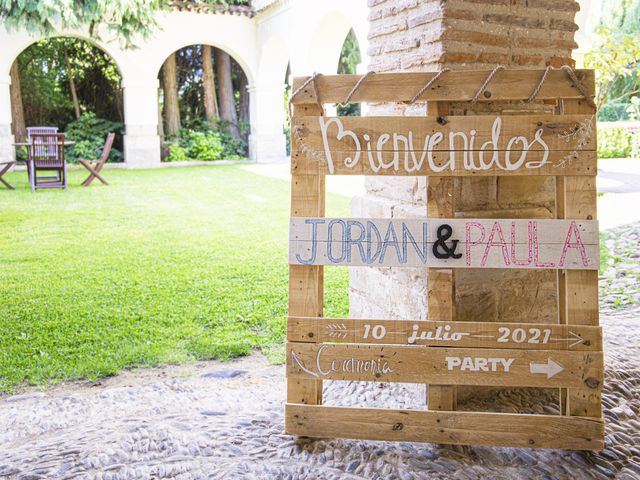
[0,166,350,392]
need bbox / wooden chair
[26,126,59,179]
[0,160,16,190]
[79,132,115,187]
[27,126,58,138]
[27,133,67,192]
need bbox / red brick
[442,29,511,48]
[514,36,578,50]
[462,0,511,5]
[550,18,579,31]
[477,52,510,64]
[444,8,479,21]
[439,51,479,64]
[520,0,580,11]
[512,54,546,66]
[482,13,546,29]
[547,56,575,68]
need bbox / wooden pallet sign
[286,68,604,451]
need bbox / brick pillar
[350,1,580,325]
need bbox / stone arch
[0,30,128,162]
[153,41,256,87]
[155,42,253,145]
[0,31,126,80]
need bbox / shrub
[189,130,224,160]
[65,112,123,162]
[597,125,634,158]
[162,121,248,161]
[166,142,189,162]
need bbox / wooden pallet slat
[291,114,596,177]
[289,217,600,270]
[285,404,605,450]
[558,98,602,419]
[286,69,603,450]
[290,69,596,105]
[287,317,602,351]
[288,102,325,407]
[287,342,603,390]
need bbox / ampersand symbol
[432,224,462,259]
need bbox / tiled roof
[169,1,255,17]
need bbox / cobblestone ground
[1,225,639,480]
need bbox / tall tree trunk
[215,48,239,140]
[161,53,181,134]
[9,60,26,143]
[63,43,81,120]
[238,70,250,142]
[202,45,219,125]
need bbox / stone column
[122,78,162,168]
[0,75,15,163]
[248,83,287,162]
[351,0,581,324]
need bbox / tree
[161,53,181,134]
[202,45,219,124]
[0,1,168,48]
[62,41,81,120]
[17,38,123,130]
[586,0,640,120]
[585,27,640,109]
[9,61,25,143]
[337,29,362,116]
[215,48,240,140]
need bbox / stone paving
[1,224,639,480]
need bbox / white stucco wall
[0,0,368,167]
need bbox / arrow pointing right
[529,358,564,379]
[550,330,584,348]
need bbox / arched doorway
[10,36,124,162]
[157,45,251,162]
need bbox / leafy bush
[598,103,633,121]
[597,125,634,158]
[166,143,189,162]
[162,121,248,162]
[65,112,123,163]
[189,131,224,160]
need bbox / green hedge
[597,125,634,159]
[65,112,124,163]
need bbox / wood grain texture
[426,99,457,410]
[293,115,595,152]
[287,317,602,351]
[558,98,602,420]
[287,103,324,406]
[287,343,604,390]
[290,70,596,105]
[291,115,596,177]
[285,404,605,450]
[289,217,600,269]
